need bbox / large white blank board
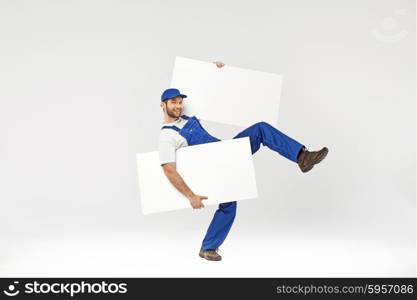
[137,137,258,214]
[170,56,283,127]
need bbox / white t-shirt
[158,117,189,165]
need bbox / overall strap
[161,125,180,132]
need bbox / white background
[0,0,415,276]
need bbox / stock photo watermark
[372,8,409,43]
[2,280,127,298]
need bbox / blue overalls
[162,115,304,250]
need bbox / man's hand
[188,194,208,209]
[213,61,225,68]
[161,163,208,209]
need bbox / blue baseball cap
[160,88,187,102]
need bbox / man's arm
[161,162,208,209]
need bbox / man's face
[163,96,183,118]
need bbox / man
[158,61,328,261]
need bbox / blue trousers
[201,122,304,250]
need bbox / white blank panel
[137,137,258,214]
[170,56,283,127]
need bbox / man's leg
[200,122,302,258]
[200,122,326,260]
[233,121,304,162]
[234,121,329,173]
[201,201,237,250]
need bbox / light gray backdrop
[0,0,415,276]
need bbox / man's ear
[160,101,165,112]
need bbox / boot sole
[301,147,329,173]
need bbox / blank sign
[170,56,283,127]
[136,137,258,214]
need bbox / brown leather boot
[297,147,329,173]
[199,247,222,261]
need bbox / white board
[137,137,258,214]
[170,56,283,127]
